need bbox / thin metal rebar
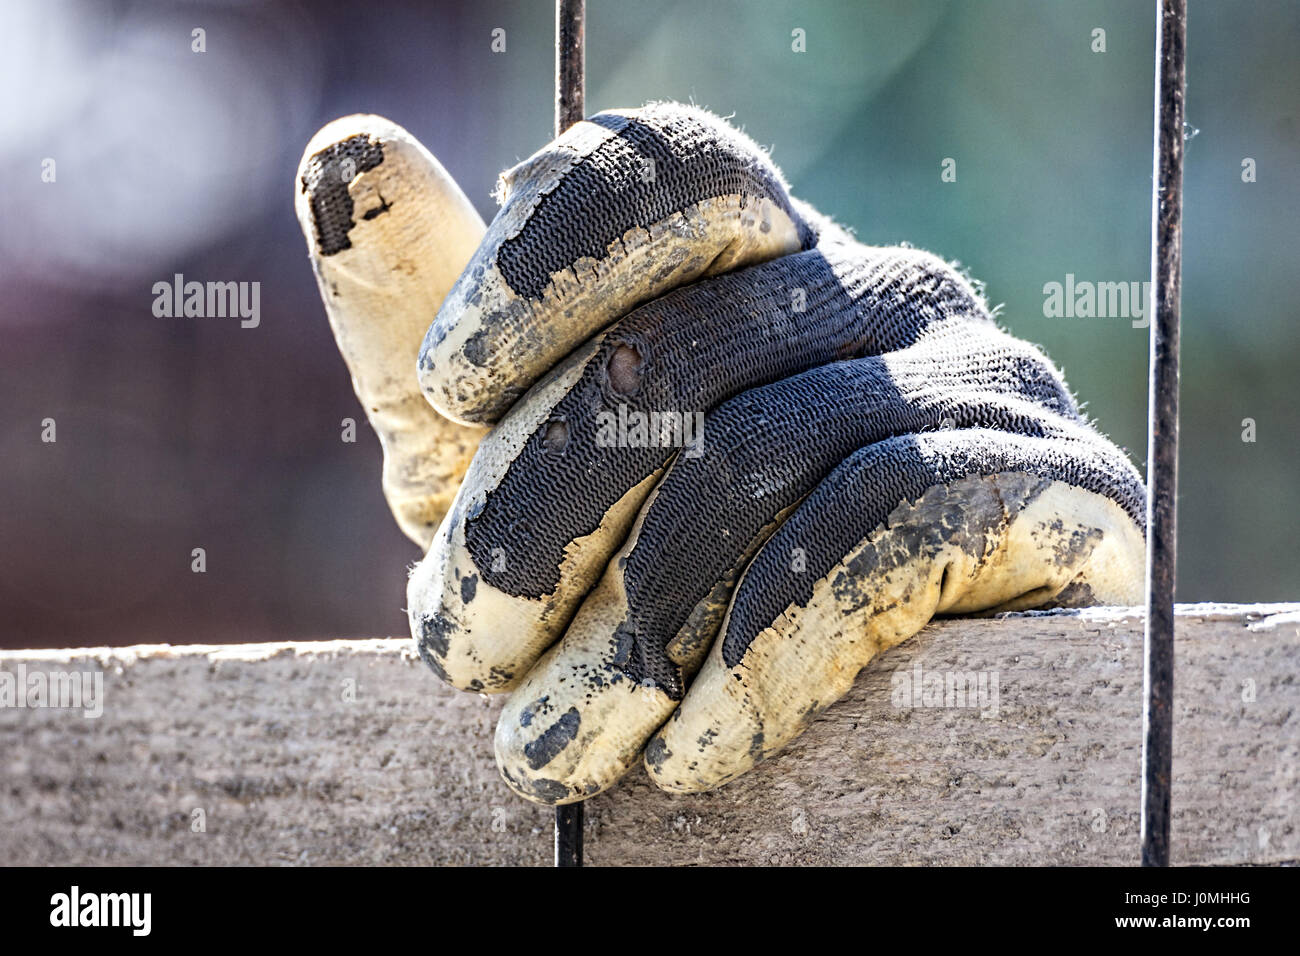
[554,0,587,869]
[555,802,583,867]
[556,0,586,135]
[1141,0,1186,868]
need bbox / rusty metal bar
[554,0,587,869]
[1141,0,1186,868]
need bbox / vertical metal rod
[555,802,583,868]
[556,0,586,134]
[1141,0,1186,868]
[554,0,586,869]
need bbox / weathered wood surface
[2,604,1296,866]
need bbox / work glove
[296,102,1146,806]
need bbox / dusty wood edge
[2,603,1297,867]
[6,603,1295,664]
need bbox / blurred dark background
[2,0,1296,649]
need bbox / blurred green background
[2,0,1296,647]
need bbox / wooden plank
[2,604,1296,866]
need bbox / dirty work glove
[296,103,1146,806]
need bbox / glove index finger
[418,102,821,426]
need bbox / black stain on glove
[301,135,385,256]
[523,707,581,770]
